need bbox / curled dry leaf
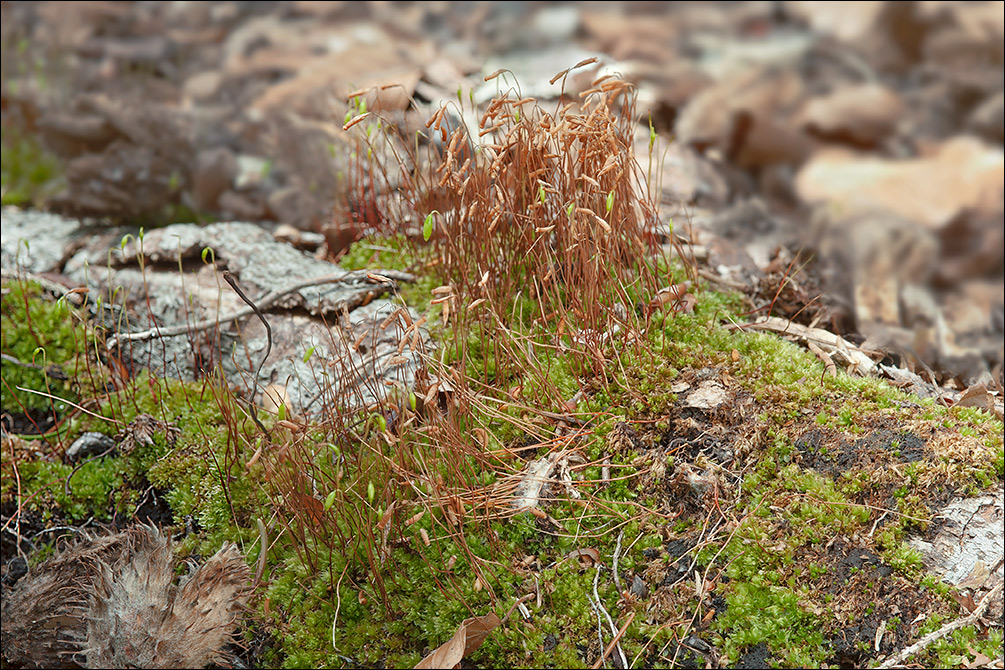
[415,613,502,669]
[955,384,993,412]
[568,547,601,568]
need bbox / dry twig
[105,269,412,349]
[878,581,1004,668]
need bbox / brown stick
[592,611,635,669]
[105,269,414,349]
[878,580,1004,668]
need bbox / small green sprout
[323,490,338,512]
[423,211,438,242]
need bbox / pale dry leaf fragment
[511,457,555,511]
[875,619,887,652]
[262,384,290,416]
[415,613,502,669]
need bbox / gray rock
[2,208,427,417]
[629,574,649,600]
[66,432,117,462]
[908,487,1004,625]
[1,207,84,273]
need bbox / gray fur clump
[1,525,251,669]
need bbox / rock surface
[1,207,425,415]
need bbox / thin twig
[252,518,268,589]
[612,530,624,595]
[593,566,627,669]
[223,271,272,381]
[501,593,537,625]
[105,269,413,349]
[593,612,636,670]
[879,580,1004,668]
[591,590,606,669]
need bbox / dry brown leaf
[964,649,994,669]
[952,590,978,614]
[956,384,993,412]
[415,613,502,669]
[797,83,904,146]
[795,136,1004,230]
[568,547,601,567]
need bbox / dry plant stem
[592,566,628,669]
[252,518,268,589]
[612,530,624,595]
[1,352,59,371]
[878,580,1004,669]
[223,271,272,381]
[500,593,537,625]
[15,386,123,426]
[105,269,413,348]
[592,612,636,670]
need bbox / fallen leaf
[795,136,1004,230]
[797,83,904,146]
[956,384,993,412]
[951,590,977,614]
[965,650,994,669]
[568,547,601,568]
[415,613,502,669]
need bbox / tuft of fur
[1,529,136,668]
[1,525,251,669]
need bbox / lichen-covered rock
[1,208,428,416]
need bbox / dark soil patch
[794,536,955,668]
[1,408,60,437]
[734,642,772,669]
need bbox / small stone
[629,574,649,600]
[65,432,116,462]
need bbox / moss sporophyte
[2,66,1001,669]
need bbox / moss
[1,280,89,413]
[2,452,130,522]
[4,88,1002,670]
[713,582,827,667]
[0,132,62,207]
